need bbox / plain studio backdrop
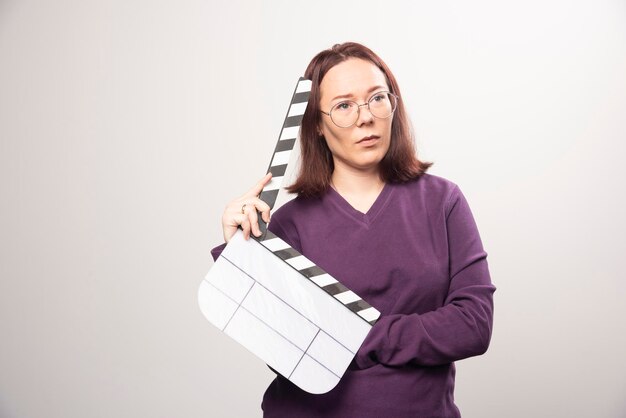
[1,1,625,417]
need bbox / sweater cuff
[353,316,387,369]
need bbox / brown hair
[286,42,433,198]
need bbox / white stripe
[285,255,316,270]
[272,150,291,166]
[296,79,312,93]
[334,291,361,305]
[357,307,380,322]
[287,102,307,117]
[260,237,291,252]
[279,126,300,141]
[309,273,337,288]
[308,273,336,288]
[264,176,284,191]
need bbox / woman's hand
[221,172,273,243]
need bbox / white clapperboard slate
[198,78,381,394]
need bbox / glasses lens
[369,92,397,119]
[330,101,359,128]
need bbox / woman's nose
[356,104,374,126]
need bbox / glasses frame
[320,91,400,128]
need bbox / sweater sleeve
[354,185,496,368]
[210,242,227,262]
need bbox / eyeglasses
[320,91,399,128]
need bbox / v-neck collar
[326,182,394,227]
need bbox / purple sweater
[211,173,496,418]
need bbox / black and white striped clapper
[198,77,381,394]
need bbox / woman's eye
[334,102,352,111]
[372,93,387,102]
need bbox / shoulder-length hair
[286,42,433,198]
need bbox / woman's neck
[330,165,385,213]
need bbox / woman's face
[318,58,393,175]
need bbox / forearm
[356,262,495,368]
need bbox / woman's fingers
[222,173,274,243]
[244,205,261,237]
[239,190,273,239]
[243,198,272,237]
[240,214,251,240]
[222,211,241,243]
[244,172,272,198]
[252,198,272,224]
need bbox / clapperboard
[198,78,381,394]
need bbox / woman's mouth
[357,135,380,145]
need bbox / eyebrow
[330,85,387,102]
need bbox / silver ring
[241,203,247,214]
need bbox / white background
[1,1,625,417]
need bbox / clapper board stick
[198,77,381,394]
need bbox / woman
[212,42,496,418]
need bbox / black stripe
[269,164,287,177]
[273,247,301,261]
[300,265,326,278]
[256,218,268,237]
[256,227,277,242]
[262,230,278,240]
[260,190,279,208]
[292,91,310,103]
[283,115,304,128]
[322,282,350,296]
[346,300,373,313]
[275,138,296,153]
